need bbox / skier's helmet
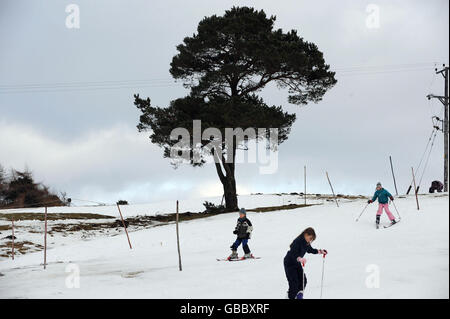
[376,182,382,188]
[239,208,247,215]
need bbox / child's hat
[376,182,382,187]
[239,208,247,215]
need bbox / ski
[216,258,235,262]
[383,220,401,229]
[217,256,261,262]
[239,256,261,261]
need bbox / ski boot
[228,250,238,261]
[390,219,397,226]
[243,253,253,259]
[295,291,304,299]
[376,215,380,229]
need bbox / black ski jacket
[233,217,253,239]
[285,235,318,265]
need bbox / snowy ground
[0,194,330,259]
[0,193,448,299]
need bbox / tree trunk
[222,173,238,211]
[213,148,239,211]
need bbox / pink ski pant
[376,203,395,220]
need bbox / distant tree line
[0,164,66,208]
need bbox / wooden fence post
[44,206,47,269]
[412,167,420,210]
[176,200,182,271]
[116,204,132,249]
[326,172,339,207]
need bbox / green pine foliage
[134,7,336,210]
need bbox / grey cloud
[0,0,448,203]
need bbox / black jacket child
[285,235,318,264]
[284,235,318,299]
[233,217,253,239]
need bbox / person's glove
[389,196,394,201]
[368,200,373,204]
[318,249,328,256]
[297,257,307,266]
[233,230,237,235]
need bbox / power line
[334,62,445,72]
[417,130,438,187]
[0,77,181,94]
[406,126,438,194]
[337,66,439,77]
[0,77,174,89]
[0,62,446,94]
[0,83,181,94]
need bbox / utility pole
[427,65,449,192]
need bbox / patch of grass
[336,194,367,200]
[132,212,223,224]
[0,240,36,256]
[121,271,144,278]
[142,202,317,223]
[49,222,116,234]
[432,194,448,198]
[247,203,316,213]
[0,212,115,221]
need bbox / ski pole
[302,262,306,295]
[391,200,402,220]
[356,203,369,222]
[320,254,326,299]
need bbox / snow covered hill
[0,193,448,299]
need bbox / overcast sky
[0,0,449,205]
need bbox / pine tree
[0,168,64,208]
[134,7,336,210]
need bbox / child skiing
[284,227,327,299]
[228,208,253,260]
[368,182,397,228]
